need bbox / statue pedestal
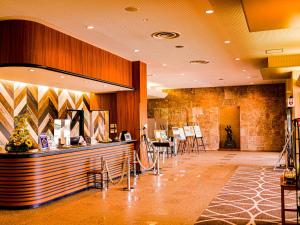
[224,140,236,148]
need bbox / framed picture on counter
[124,133,132,141]
[39,134,49,149]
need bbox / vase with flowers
[5,114,36,153]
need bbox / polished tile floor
[0,151,279,225]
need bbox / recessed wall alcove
[219,106,241,150]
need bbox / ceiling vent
[151,31,180,40]
[189,60,209,64]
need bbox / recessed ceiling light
[86,25,95,30]
[60,75,65,79]
[162,63,167,67]
[29,69,35,72]
[242,69,246,72]
[235,57,240,61]
[142,18,149,22]
[175,45,184,48]
[224,40,231,44]
[134,49,140,53]
[205,9,214,14]
[125,6,138,12]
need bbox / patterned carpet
[195,167,297,225]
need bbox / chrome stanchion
[155,148,160,176]
[133,149,138,177]
[123,156,134,191]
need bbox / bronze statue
[224,125,236,148]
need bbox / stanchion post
[123,156,134,191]
[156,148,160,176]
[133,149,137,177]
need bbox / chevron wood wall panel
[38,87,58,136]
[0,79,107,147]
[91,111,109,140]
[0,81,14,146]
[58,89,76,119]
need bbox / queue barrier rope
[104,156,128,185]
[134,149,158,171]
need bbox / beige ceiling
[0,0,299,91]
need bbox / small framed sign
[124,133,132,141]
[39,134,49,149]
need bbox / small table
[280,177,297,225]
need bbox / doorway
[219,106,240,150]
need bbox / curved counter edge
[0,140,136,158]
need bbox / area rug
[195,167,297,225]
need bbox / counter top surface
[0,140,136,158]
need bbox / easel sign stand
[183,126,196,153]
[176,127,187,154]
[193,125,206,152]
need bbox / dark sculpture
[224,125,236,148]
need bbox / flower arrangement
[5,114,36,152]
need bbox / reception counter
[0,141,135,209]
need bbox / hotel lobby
[0,0,299,224]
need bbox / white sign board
[178,128,186,140]
[193,125,203,138]
[183,126,195,137]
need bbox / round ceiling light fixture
[151,31,180,40]
[189,60,209,64]
[125,6,138,12]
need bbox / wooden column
[116,61,147,166]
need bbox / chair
[87,156,109,190]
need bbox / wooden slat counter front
[0,141,135,209]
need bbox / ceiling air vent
[151,31,180,40]
[189,60,209,64]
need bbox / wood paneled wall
[0,20,132,87]
[90,62,147,165]
[0,143,134,208]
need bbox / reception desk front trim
[0,141,135,209]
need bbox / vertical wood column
[117,61,147,165]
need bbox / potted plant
[5,114,37,153]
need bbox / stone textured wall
[148,84,286,151]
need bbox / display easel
[192,125,206,152]
[176,127,188,154]
[183,126,195,153]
